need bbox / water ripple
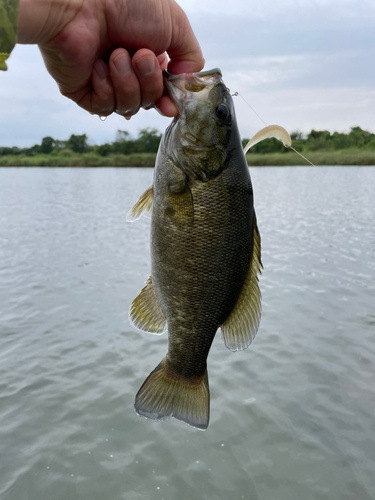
[0,167,374,500]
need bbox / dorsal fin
[127,185,153,222]
[129,276,167,335]
[220,214,263,351]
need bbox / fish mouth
[163,68,223,114]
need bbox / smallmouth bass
[129,68,263,430]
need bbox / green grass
[1,149,375,167]
[0,152,157,167]
[245,149,375,166]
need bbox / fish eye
[215,104,230,122]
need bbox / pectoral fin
[165,158,194,221]
[129,276,167,334]
[127,185,153,222]
[220,214,263,351]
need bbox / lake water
[0,166,374,500]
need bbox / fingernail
[113,53,132,75]
[136,56,156,77]
[94,60,110,78]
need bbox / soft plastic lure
[243,125,292,154]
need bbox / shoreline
[1,150,375,167]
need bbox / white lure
[243,125,292,154]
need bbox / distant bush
[59,149,74,157]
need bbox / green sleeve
[0,0,19,70]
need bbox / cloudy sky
[1,0,375,147]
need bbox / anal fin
[129,276,167,334]
[221,213,263,351]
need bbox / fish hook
[226,87,239,97]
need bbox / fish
[128,68,285,430]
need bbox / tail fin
[134,358,210,430]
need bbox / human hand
[17,0,205,118]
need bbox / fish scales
[129,68,262,429]
[152,163,253,377]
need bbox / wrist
[17,0,83,44]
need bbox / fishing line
[235,92,268,127]
[231,90,316,167]
[288,146,316,168]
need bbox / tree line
[241,127,375,154]
[0,128,162,157]
[1,126,374,157]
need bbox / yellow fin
[243,125,292,154]
[221,214,263,351]
[135,358,210,430]
[129,276,167,334]
[126,185,153,222]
